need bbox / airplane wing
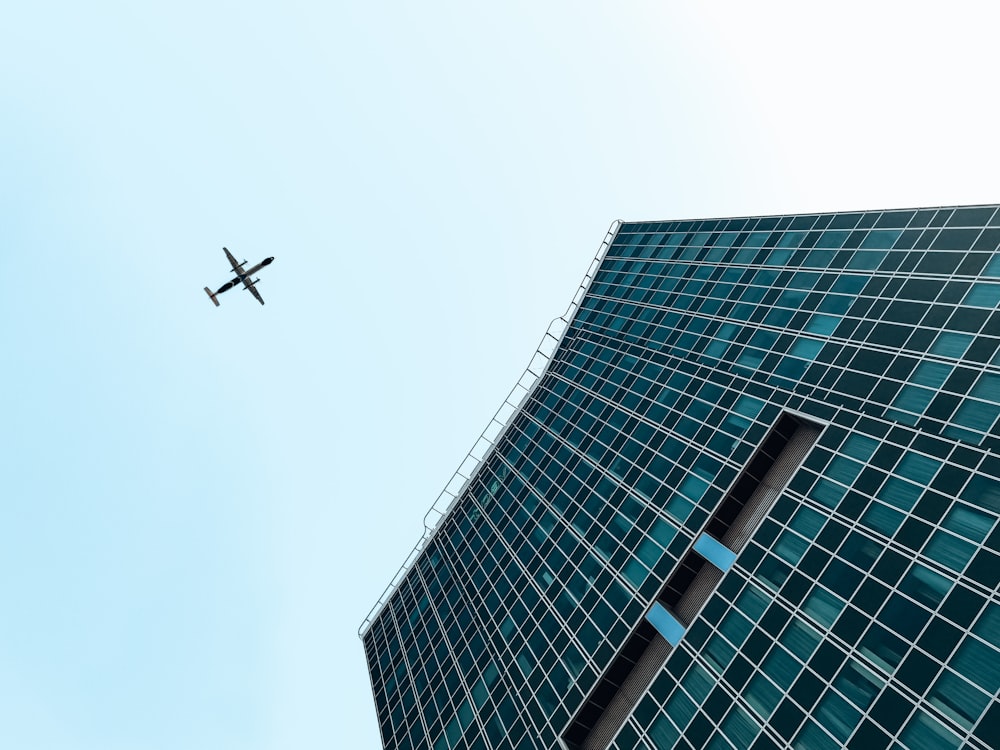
[243,277,265,305]
[223,246,245,273]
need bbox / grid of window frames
[363,206,1000,750]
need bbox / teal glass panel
[780,619,821,661]
[860,501,904,536]
[930,331,973,358]
[972,603,1000,648]
[951,638,1000,693]
[948,399,1000,434]
[720,704,761,750]
[802,587,845,629]
[792,721,839,750]
[911,361,953,388]
[899,710,962,750]
[923,531,975,572]
[773,531,808,566]
[813,690,859,743]
[964,282,1000,307]
[926,671,990,731]
[832,659,883,711]
[888,385,934,420]
[744,673,781,719]
[895,452,941,484]
[878,477,922,512]
[804,313,840,336]
[937,507,995,550]
[664,688,696,731]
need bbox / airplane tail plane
[204,287,220,306]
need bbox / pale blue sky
[1,2,997,748]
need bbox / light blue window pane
[816,230,850,248]
[762,645,802,690]
[705,634,737,674]
[964,282,1000,308]
[665,495,694,523]
[857,624,906,673]
[899,710,962,750]
[810,477,847,508]
[695,533,738,571]
[926,671,990,731]
[765,248,793,266]
[923,531,975,573]
[622,557,651,590]
[899,563,952,608]
[961,473,1000,513]
[650,517,678,549]
[930,332,973,358]
[648,714,680,748]
[682,661,714,702]
[778,231,808,248]
[719,610,753,648]
[663,690,696,732]
[646,602,685,646]
[983,252,1000,277]
[942,504,994,543]
[846,250,887,270]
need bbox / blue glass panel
[646,602,686,646]
[694,533,738,572]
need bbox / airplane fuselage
[214,257,274,295]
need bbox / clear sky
[1,2,997,748]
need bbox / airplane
[204,247,275,306]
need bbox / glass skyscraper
[361,206,1000,750]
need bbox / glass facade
[362,206,1000,750]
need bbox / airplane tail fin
[204,287,220,307]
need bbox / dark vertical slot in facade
[563,620,658,749]
[706,413,806,542]
[657,550,706,617]
[563,411,821,750]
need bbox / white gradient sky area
[0,2,997,748]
